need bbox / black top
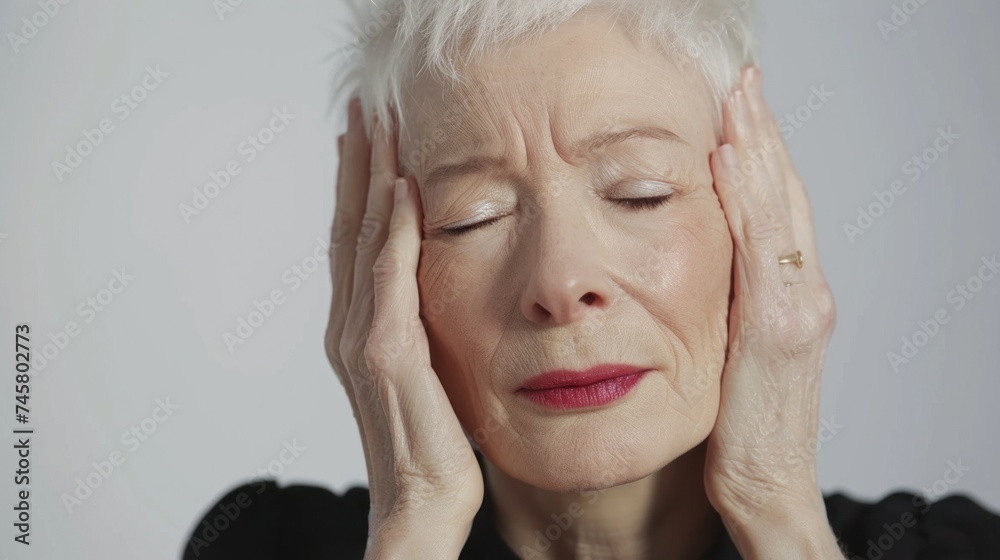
[183,456,1000,559]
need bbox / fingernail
[394,177,408,203]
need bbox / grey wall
[0,1,996,558]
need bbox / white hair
[334,0,757,145]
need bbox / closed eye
[441,194,674,236]
[441,215,505,236]
[612,194,674,211]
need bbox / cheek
[632,195,732,369]
[677,199,732,308]
[680,201,732,367]
[639,195,731,309]
[416,243,504,428]
[415,191,734,441]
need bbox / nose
[519,207,614,327]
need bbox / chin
[478,380,718,493]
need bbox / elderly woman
[185,1,1000,559]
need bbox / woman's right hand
[324,99,484,559]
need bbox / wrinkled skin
[400,14,730,494]
[326,7,837,558]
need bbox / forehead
[398,9,717,175]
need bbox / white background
[1,1,998,558]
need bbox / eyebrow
[579,125,686,153]
[423,125,686,190]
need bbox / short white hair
[335,0,757,146]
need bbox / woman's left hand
[704,66,842,557]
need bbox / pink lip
[517,364,651,410]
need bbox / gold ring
[778,250,804,269]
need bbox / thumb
[368,176,426,370]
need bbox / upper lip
[518,364,650,391]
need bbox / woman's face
[400,10,733,492]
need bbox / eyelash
[613,194,674,211]
[441,194,674,236]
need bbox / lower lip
[518,371,649,410]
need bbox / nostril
[532,302,551,320]
[580,292,597,305]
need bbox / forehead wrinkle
[561,39,691,108]
[420,78,533,177]
[410,36,704,192]
[423,154,512,195]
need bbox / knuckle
[369,167,395,188]
[340,335,365,374]
[352,366,377,397]
[324,325,343,364]
[760,311,793,338]
[758,304,811,354]
[770,213,793,238]
[331,210,355,250]
[742,210,773,245]
[363,338,396,374]
[372,250,404,290]
[815,285,837,332]
[356,214,385,252]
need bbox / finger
[723,74,805,287]
[330,101,371,428]
[743,66,795,186]
[722,80,753,156]
[742,67,793,212]
[742,68,822,283]
[328,99,376,488]
[367,177,477,480]
[369,176,427,369]
[742,67,801,189]
[714,144,824,359]
[347,110,399,340]
[728,70,794,248]
[331,98,372,338]
[343,109,401,493]
[712,144,786,300]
